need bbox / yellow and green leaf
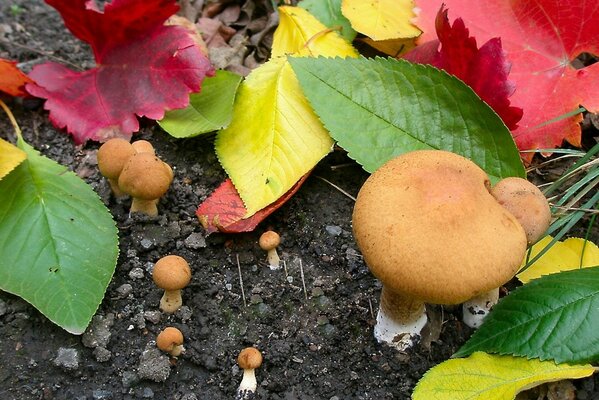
[216,6,357,217]
[518,236,599,283]
[0,137,26,180]
[413,352,595,400]
[341,0,421,41]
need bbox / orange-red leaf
[414,0,599,160]
[197,174,310,234]
[0,59,33,97]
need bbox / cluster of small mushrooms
[352,150,551,349]
[96,139,270,398]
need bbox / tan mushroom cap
[237,347,263,370]
[491,177,551,244]
[118,152,173,200]
[97,138,135,179]
[259,231,280,251]
[352,150,527,305]
[132,140,155,155]
[156,327,184,352]
[152,255,192,291]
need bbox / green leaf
[0,138,119,334]
[299,0,357,42]
[289,56,525,181]
[158,70,242,138]
[455,267,599,364]
[413,352,596,400]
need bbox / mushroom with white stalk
[156,327,185,357]
[152,255,192,313]
[236,347,263,400]
[462,176,552,327]
[352,150,532,349]
[259,230,281,270]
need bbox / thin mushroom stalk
[375,286,427,349]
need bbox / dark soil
[1,2,598,400]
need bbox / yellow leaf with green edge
[215,57,334,216]
[341,0,421,41]
[0,138,26,180]
[517,236,599,283]
[272,6,358,58]
[413,352,596,400]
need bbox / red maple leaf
[0,59,34,97]
[26,0,214,143]
[404,7,522,130]
[197,175,310,234]
[414,0,599,160]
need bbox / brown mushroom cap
[97,138,135,180]
[132,140,155,155]
[259,231,280,251]
[237,347,263,370]
[152,255,191,291]
[118,153,173,200]
[490,177,551,244]
[352,150,527,305]
[156,327,184,352]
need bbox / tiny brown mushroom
[118,152,173,216]
[259,231,281,270]
[156,327,184,357]
[97,138,135,197]
[352,150,528,348]
[152,255,191,313]
[236,347,263,400]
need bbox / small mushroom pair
[352,150,551,349]
[97,138,173,216]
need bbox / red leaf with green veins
[26,0,214,143]
[404,8,522,130]
[0,59,33,97]
[414,0,599,159]
[197,175,310,234]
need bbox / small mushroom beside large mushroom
[352,150,550,349]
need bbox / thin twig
[329,163,356,170]
[283,259,288,278]
[550,204,599,214]
[236,254,247,308]
[0,38,84,71]
[314,176,357,201]
[299,259,308,301]
[368,297,374,320]
[0,99,22,140]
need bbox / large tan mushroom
[118,152,173,216]
[152,255,192,313]
[352,150,528,349]
[97,138,136,197]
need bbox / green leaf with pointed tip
[289,56,525,181]
[158,70,242,138]
[299,0,356,42]
[455,267,599,364]
[0,137,119,334]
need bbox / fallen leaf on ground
[197,174,310,234]
[341,0,420,41]
[26,0,214,143]
[0,138,27,180]
[518,236,599,283]
[0,58,33,97]
[197,17,237,48]
[299,0,356,42]
[215,6,357,217]
[413,352,595,400]
[414,0,599,160]
[404,7,522,130]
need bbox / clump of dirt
[1,2,598,400]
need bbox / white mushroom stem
[160,289,183,314]
[170,344,185,357]
[374,286,427,350]
[266,248,280,270]
[236,368,257,400]
[462,288,499,328]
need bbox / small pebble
[325,225,342,236]
[115,284,133,298]
[184,232,206,249]
[137,348,171,382]
[53,348,79,371]
[92,389,113,399]
[141,387,154,398]
[129,267,144,279]
[143,311,162,324]
[140,238,153,250]
[121,371,140,388]
[93,347,111,362]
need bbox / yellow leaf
[517,236,599,283]
[362,37,416,58]
[341,0,421,41]
[413,352,596,400]
[215,57,334,216]
[272,6,358,58]
[0,137,26,180]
